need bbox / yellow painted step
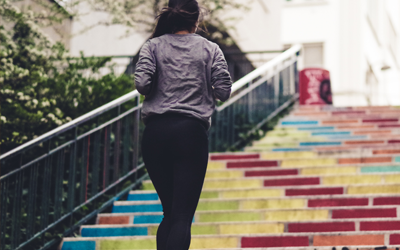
[348,184,400,194]
[202,179,262,189]
[301,166,357,176]
[323,175,382,185]
[264,209,329,221]
[205,170,243,179]
[281,158,337,167]
[219,222,284,234]
[220,189,283,199]
[190,237,238,249]
[241,199,305,210]
[261,151,317,159]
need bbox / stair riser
[60,232,400,249]
[207,157,400,170]
[81,220,400,237]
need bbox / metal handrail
[0,90,140,160]
[1,45,301,160]
[0,44,301,250]
[231,44,302,94]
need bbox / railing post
[132,98,140,172]
[67,127,78,220]
[289,57,296,95]
[274,65,280,109]
[103,126,111,189]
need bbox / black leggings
[142,113,209,250]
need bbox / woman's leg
[142,115,208,250]
[165,118,208,250]
[142,123,175,250]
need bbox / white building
[66,0,282,74]
[282,0,400,106]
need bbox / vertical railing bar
[80,137,89,203]
[103,126,111,189]
[27,163,38,238]
[122,116,130,175]
[40,154,52,245]
[132,98,140,182]
[0,177,8,250]
[85,136,91,202]
[11,169,23,248]
[67,127,78,227]
[54,150,64,221]
[113,120,121,181]
[91,131,101,199]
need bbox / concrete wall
[282,0,400,106]
[12,0,72,49]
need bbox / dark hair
[151,0,205,38]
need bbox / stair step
[80,219,400,237]
[111,202,398,220]
[128,190,400,205]
[207,157,400,170]
[98,211,400,225]
[142,176,400,191]
[60,232,400,249]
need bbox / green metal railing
[0,44,301,250]
[0,92,143,250]
[209,44,301,151]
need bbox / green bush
[0,1,135,154]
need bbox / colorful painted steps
[61,232,400,249]
[60,105,400,250]
[206,156,400,170]
[80,219,400,237]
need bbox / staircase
[60,105,400,250]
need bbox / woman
[134,0,232,249]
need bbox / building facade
[282,0,400,106]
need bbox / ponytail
[151,0,204,38]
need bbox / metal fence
[209,45,301,151]
[0,93,143,250]
[0,45,301,250]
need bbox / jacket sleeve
[211,46,232,102]
[134,41,156,96]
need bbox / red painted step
[361,221,400,231]
[390,234,400,244]
[373,149,400,155]
[288,222,355,232]
[308,198,368,207]
[332,208,397,219]
[210,154,259,161]
[389,140,400,144]
[241,236,309,248]
[226,160,278,168]
[285,187,343,196]
[264,177,319,187]
[363,118,399,123]
[332,111,365,115]
[379,124,400,128]
[245,169,298,177]
[374,197,400,206]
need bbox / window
[303,43,324,68]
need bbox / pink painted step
[286,187,344,196]
[227,160,278,168]
[245,169,298,177]
[264,177,319,187]
[210,153,260,161]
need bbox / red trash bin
[299,68,332,105]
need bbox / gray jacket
[135,33,232,128]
